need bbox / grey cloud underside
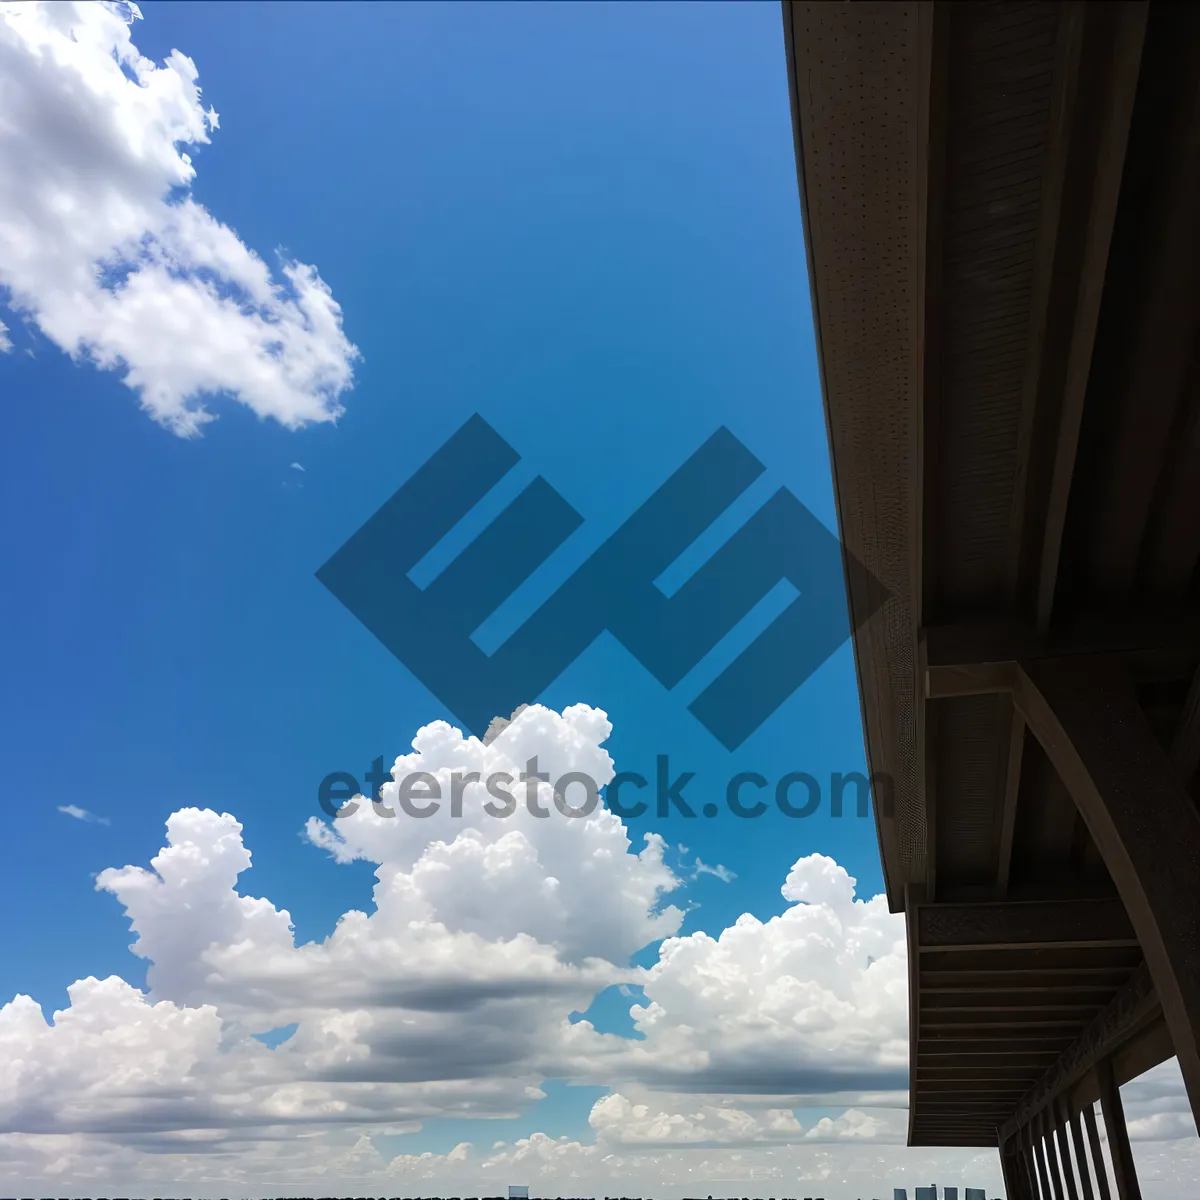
[630,1065,911,1095]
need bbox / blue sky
[0,4,1073,1195]
[2,0,875,1009]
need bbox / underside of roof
[784,0,1200,1149]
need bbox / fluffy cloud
[302,705,682,970]
[588,852,908,1097]
[5,708,688,1147]
[1,704,1195,1197]
[0,1,358,434]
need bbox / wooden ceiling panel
[933,2,1059,614]
[785,0,1200,1151]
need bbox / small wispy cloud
[0,318,11,353]
[692,856,736,884]
[58,804,111,826]
[290,462,305,472]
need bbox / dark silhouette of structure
[784,2,1200,1195]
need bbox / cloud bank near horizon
[2,704,1195,1196]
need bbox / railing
[999,1053,1148,1200]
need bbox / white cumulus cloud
[1,704,1196,1196]
[0,1,358,435]
[593,852,909,1097]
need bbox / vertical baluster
[1034,1115,1053,1200]
[1082,1101,1113,1200]
[1054,1097,1080,1200]
[1024,1127,1044,1200]
[1042,1108,1067,1200]
[1067,1102,1095,1200]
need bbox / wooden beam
[1145,364,1200,599]
[1015,659,1200,1127]
[915,0,949,909]
[912,1134,999,1148]
[918,898,1135,951]
[923,968,1135,989]
[918,1129,1004,1137]
[783,0,923,915]
[923,946,1143,974]
[918,1065,1054,1081]
[1004,0,1086,609]
[920,1100,1011,1115]
[1030,3,1147,630]
[925,1026,1080,1043]
[1086,9,1200,599]
[923,982,1120,997]
[1097,1057,1142,1200]
[924,1023,1099,1041]
[925,1004,1107,1022]
[917,1082,1029,1095]
[920,1038,1073,1057]
[923,683,939,898]
[926,660,1018,700]
[916,1118,1009,1128]
[999,963,1159,1141]
[923,618,1200,664]
[919,1052,1058,1071]
[918,1099,1019,1109]
[925,980,1123,997]
[920,1112,1006,1123]
[1170,664,1200,783]
[916,0,949,623]
[995,698,1026,896]
[906,882,924,1148]
[921,619,1200,699]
